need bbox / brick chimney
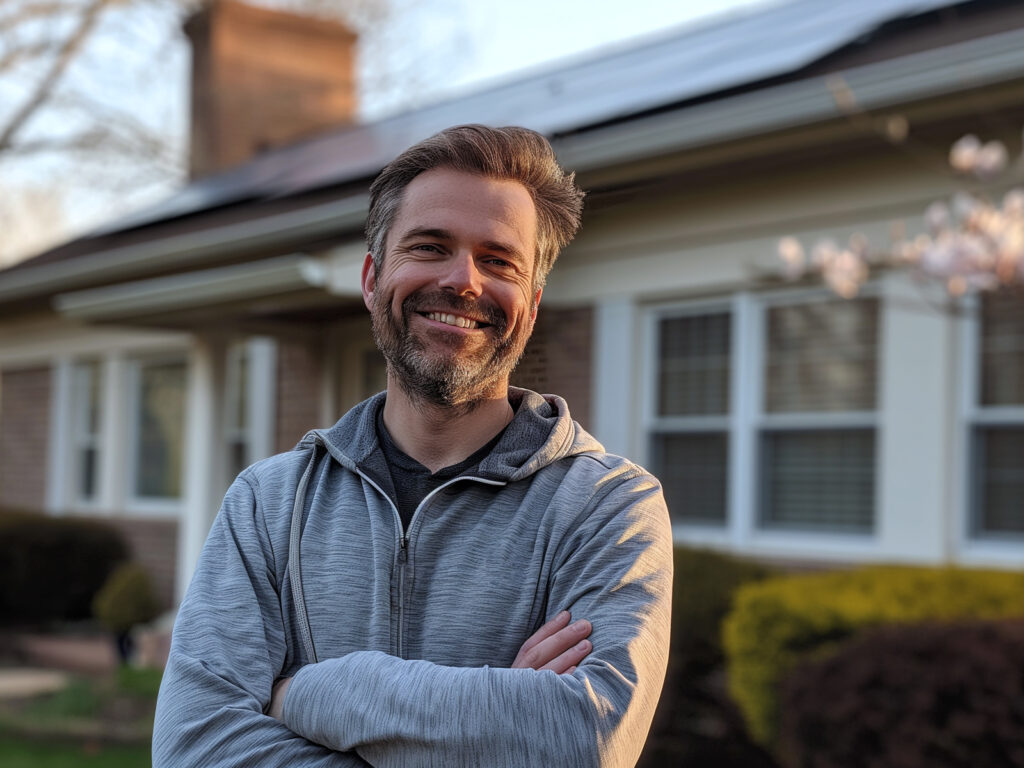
[184,0,357,178]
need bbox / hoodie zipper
[355,469,506,659]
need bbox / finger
[539,638,591,674]
[513,619,591,670]
[514,610,571,661]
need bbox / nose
[439,251,483,297]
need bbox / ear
[361,252,376,311]
[530,287,542,322]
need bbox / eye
[413,243,443,253]
[483,256,512,268]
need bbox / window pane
[229,347,249,431]
[765,299,878,413]
[657,313,731,416]
[761,429,874,532]
[980,290,1024,406]
[973,426,1024,534]
[71,360,102,502]
[651,432,728,524]
[135,361,186,499]
[79,447,97,500]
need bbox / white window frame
[223,337,277,480]
[68,359,104,511]
[958,291,1024,560]
[125,353,189,516]
[752,288,880,538]
[644,297,735,541]
[642,286,882,556]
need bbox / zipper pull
[398,539,408,563]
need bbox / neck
[381,375,514,473]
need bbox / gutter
[0,195,368,304]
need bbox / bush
[92,562,160,635]
[722,566,1024,748]
[0,509,129,626]
[638,547,779,768]
[779,619,1024,768]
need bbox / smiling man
[154,125,673,768]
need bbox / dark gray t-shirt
[374,404,507,529]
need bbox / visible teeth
[427,312,478,329]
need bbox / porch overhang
[53,247,366,329]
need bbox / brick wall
[512,306,594,430]
[0,366,51,511]
[275,338,324,454]
[106,517,179,610]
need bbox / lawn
[0,734,150,768]
[0,665,159,767]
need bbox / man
[153,125,672,767]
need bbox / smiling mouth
[421,311,489,330]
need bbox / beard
[371,287,532,411]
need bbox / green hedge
[0,509,128,627]
[722,565,1024,748]
[779,619,1024,768]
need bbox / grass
[0,665,162,766]
[0,733,151,768]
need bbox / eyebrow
[398,227,527,263]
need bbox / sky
[0,0,777,264]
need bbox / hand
[511,610,591,674]
[268,676,292,721]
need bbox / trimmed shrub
[779,619,1024,768]
[92,562,161,634]
[638,547,779,768]
[0,509,129,626]
[722,566,1024,748]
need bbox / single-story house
[1,0,1023,606]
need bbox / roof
[3,0,1018,307]
[93,0,961,235]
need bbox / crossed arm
[268,610,593,720]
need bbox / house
[1,0,1023,607]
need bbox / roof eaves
[0,194,368,303]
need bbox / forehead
[390,168,538,256]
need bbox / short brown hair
[365,125,585,287]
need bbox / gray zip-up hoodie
[153,388,672,768]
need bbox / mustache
[402,291,506,328]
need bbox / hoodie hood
[298,386,604,483]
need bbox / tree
[0,0,472,265]
[776,76,1024,300]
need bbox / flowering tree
[778,132,1024,299]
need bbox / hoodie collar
[299,387,602,483]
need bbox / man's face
[361,167,542,409]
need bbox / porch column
[592,295,640,459]
[177,335,227,601]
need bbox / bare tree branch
[0,42,60,74]
[0,0,116,151]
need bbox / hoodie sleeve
[280,464,674,768]
[152,474,370,768]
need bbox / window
[759,298,878,532]
[649,311,731,525]
[132,358,186,501]
[70,360,103,504]
[225,343,251,480]
[970,290,1024,536]
[648,293,879,536]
